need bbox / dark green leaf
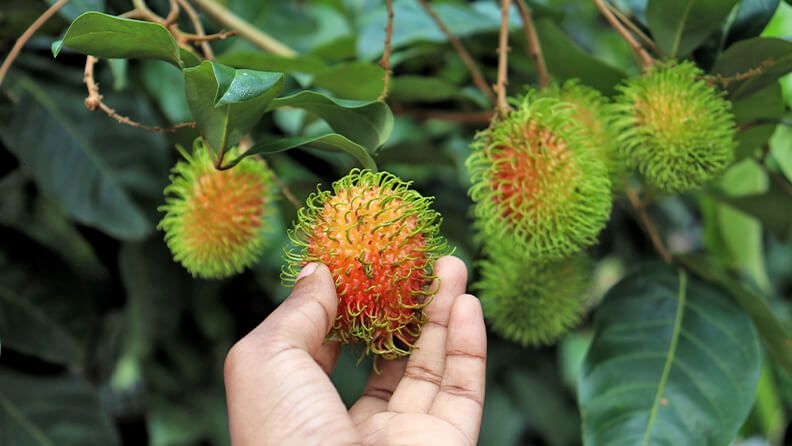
[724,0,780,46]
[269,91,393,150]
[228,133,377,171]
[580,266,760,446]
[52,12,182,66]
[731,82,784,159]
[389,75,460,102]
[179,47,202,68]
[0,370,119,446]
[183,61,283,153]
[646,0,739,57]
[712,37,792,99]
[678,254,792,375]
[534,19,626,96]
[312,62,385,101]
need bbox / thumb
[265,262,339,355]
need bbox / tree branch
[495,0,513,116]
[605,2,659,56]
[378,0,395,101]
[416,0,495,103]
[514,0,549,88]
[592,0,653,71]
[0,0,70,88]
[625,185,672,263]
[177,0,216,59]
[132,0,166,24]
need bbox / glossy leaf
[312,62,385,101]
[0,370,120,446]
[184,61,283,153]
[534,19,626,96]
[52,12,182,66]
[580,266,760,446]
[646,0,739,57]
[712,37,792,99]
[269,91,393,151]
[724,0,780,46]
[227,133,377,171]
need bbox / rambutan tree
[0,0,791,445]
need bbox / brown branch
[0,0,70,88]
[495,0,513,116]
[592,0,653,71]
[514,0,548,88]
[132,0,166,24]
[378,0,395,101]
[181,30,236,42]
[626,185,672,263]
[177,0,214,59]
[416,0,495,103]
[164,0,180,26]
[713,59,776,88]
[83,56,195,133]
[605,2,659,55]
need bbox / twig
[271,171,302,210]
[0,0,70,88]
[625,185,672,263]
[495,0,513,116]
[377,0,395,101]
[132,0,166,24]
[605,2,659,55]
[176,0,215,59]
[181,30,237,42]
[514,0,548,88]
[191,0,297,57]
[739,117,792,132]
[592,0,653,71]
[416,0,495,103]
[164,0,180,26]
[83,56,195,132]
[712,59,776,88]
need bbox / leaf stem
[605,2,660,56]
[190,0,297,57]
[592,0,653,71]
[514,0,549,88]
[0,0,70,88]
[378,0,395,101]
[415,0,495,103]
[625,184,672,263]
[495,0,513,117]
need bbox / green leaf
[647,0,740,57]
[52,12,182,66]
[216,51,327,74]
[0,76,167,240]
[678,254,792,376]
[731,82,784,159]
[580,266,760,446]
[45,0,105,21]
[534,19,626,96]
[709,180,792,239]
[312,61,385,101]
[183,61,284,153]
[269,91,393,150]
[724,0,780,46]
[0,370,119,446]
[389,75,460,102]
[712,37,792,99]
[228,133,377,171]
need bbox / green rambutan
[540,80,626,188]
[159,139,277,279]
[467,92,612,260]
[476,241,591,346]
[611,61,737,192]
[283,169,449,360]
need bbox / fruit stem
[514,0,549,89]
[592,0,654,71]
[625,184,672,263]
[495,0,513,117]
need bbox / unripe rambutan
[467,93,612,260]
[158,140,277,279]
[540,81,626,188]
[283,169,449,360]
[476,241,591,346]
[612,61,737,192]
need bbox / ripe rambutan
[476,242,591,346]
[612,61,737,192]
[159,140,276,279]
[541,80,626,188]
[283,169,449,360]
[467,92,612,260]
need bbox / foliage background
[0,0,791,445]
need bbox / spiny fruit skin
[159,139,276,279]
[283,169,449,360]
[540,80,626,189]
[467,92,612,260]
[476,241,591,346]
[612,60,737,192]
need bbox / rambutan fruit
[541,80,626,188]
[159,139,277,279]
[467,92,612,260]
[612,61,737,192]
[283,169,449,360]
[476,241,591,346]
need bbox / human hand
[224,256,487,446]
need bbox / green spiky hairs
[283,169,450,360]
[159,139,277,279]
[612,60,737,192]
[467,92,613,260]
[540,80,626,188]
[476,241,591,346]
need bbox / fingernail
[296,263,319,282]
